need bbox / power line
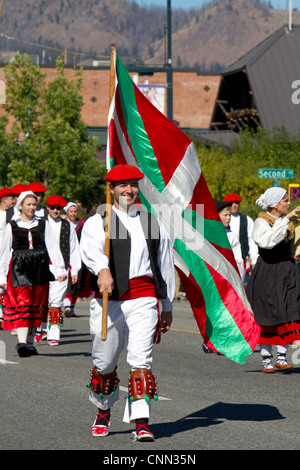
[0,32,111,62]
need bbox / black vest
[6,207,14,223]
[11,218,46,250]
[90,211,167,300]
[239,213,249,260]
[59,219,70,269]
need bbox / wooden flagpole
[101,44,115,341]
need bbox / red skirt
[2,270,49,330]
[259,321,300,345]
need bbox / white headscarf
[15,191,37,211]
[64,202,78,213]
[255,187,286,210]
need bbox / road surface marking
[0,359,19,364]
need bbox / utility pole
[127,0,173,121]
[287,0,292,31]
[166,0,173,121]
[0,0,6,22]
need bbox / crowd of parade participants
[0,182,90,352]
[0,169,299,441]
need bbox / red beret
[46,195,68,208]
[224,193,242,202]
[11,184,26,195]
[105,164,144,182]
[26,182,47,193]
[0,187,12,199]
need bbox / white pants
[47,265,68,341]
[89,296,158,423]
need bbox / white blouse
[0,215,67,284]
[80,206,175,311]
[0,210,7,252]
[251,214,290,249]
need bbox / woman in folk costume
[246,187,300,373]
[0,191,67,357]
[62,202,91,317]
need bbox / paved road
[1,298,300,455]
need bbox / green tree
[2,53,106,209]
[4,53,46,137]
[195,126,300,219]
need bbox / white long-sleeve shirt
[0,210,6,252]
[0,207,21,252]
[227,228,246,279]
[0,215,67,284]
[47,216,81,276]
[251,214,291,249]
[230,213,259,264]
[80,206,175,311]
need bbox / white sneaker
[133,422,154,441]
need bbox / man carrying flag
[105,47,260,366]
[80,164,175,441]
[81,47,260,442]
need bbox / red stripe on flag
[134,86,191,187]
[108,119,127,165]
[188,173,221,222]
[114,87,136,160]
[177,267,221,353]
[176,266,207,339]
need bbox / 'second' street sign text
[258,169,294,179]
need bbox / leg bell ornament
[48,307,63,329]
[86,366,120,398]
[128,369,158,403]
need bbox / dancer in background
[63,202,91,317]
[0,191,66,357]
[0,187,15,329]
[223,193,258,282]
[216,201,245,280]
[45,195,81,346]
[246,187,300,373]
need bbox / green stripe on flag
[137,190,158,218]
[182,207,231,249]
[117,56,165,193]
[174,238,252,364]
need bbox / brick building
[0,65,220,144]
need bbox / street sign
[258,168,294,179]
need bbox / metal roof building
[210,24,300,134]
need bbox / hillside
[0,0,299,70]
[148,0,300,69]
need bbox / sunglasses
[49,206,62,210]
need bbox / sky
[133,0,299,11]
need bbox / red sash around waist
[94,275,156,301]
